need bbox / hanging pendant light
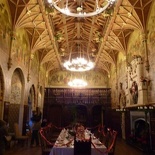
[68,78,87,87]
[63,44,94,72]
[63,57,94,72]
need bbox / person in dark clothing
[41,119,48,128]
[29,111,41,147]
[0,120,8,155]
[30,110,41,122]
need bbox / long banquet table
[50,129,108,155]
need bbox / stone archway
[9,68,25,133]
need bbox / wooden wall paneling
[92,105,102,126]
[150,111,155,152]
[104,109,113,128]
[111,110,122,136]
[104,109,122,136]
[3,101,10,123]
[43,105,50,122]
[23,105,29,135]
[76,105,87,125]
[8,104,20,133]
[43,88,111,128]
[49,105,62,127]
[62,105,75,127]
[125,110,131,140]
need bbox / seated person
[76,124,85,140]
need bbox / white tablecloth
[50,129,108,155]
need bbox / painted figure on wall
[119,83,126,108]
[130,81,138,104]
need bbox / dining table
[49,128,108,155]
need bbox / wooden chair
[103,128,112,147]
[90,124,102,138]
[96,125,107,143]
[50,124,61,139]
[74,136,91,155]
[14,123,29,146]
[39,125,55,155]
[106,130,118,155]
[42,123,60,143]
[39,131,53,155]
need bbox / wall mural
[148,1,155,52]
[127,30,144,62]
[118,52,126,78]
[110,65,117,107]
[0,0,11,53]
[31,52,39,76]
[48,70,108,87]
[10,70,22,104]
[40,66,46,85]
[11,29,29,68]
[0,2,30,68]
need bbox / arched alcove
[9,68,25,133]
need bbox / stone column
[121,112,126,139]
[141,33,149,72]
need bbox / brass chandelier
[63,43,94,72]
[46,0,116,18]
[68,78,87,87]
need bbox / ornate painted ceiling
[3,0,154,76]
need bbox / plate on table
[94,141,103,146]
[56,141,62,144]
[55,142,66,147]
[55,140,64,145]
